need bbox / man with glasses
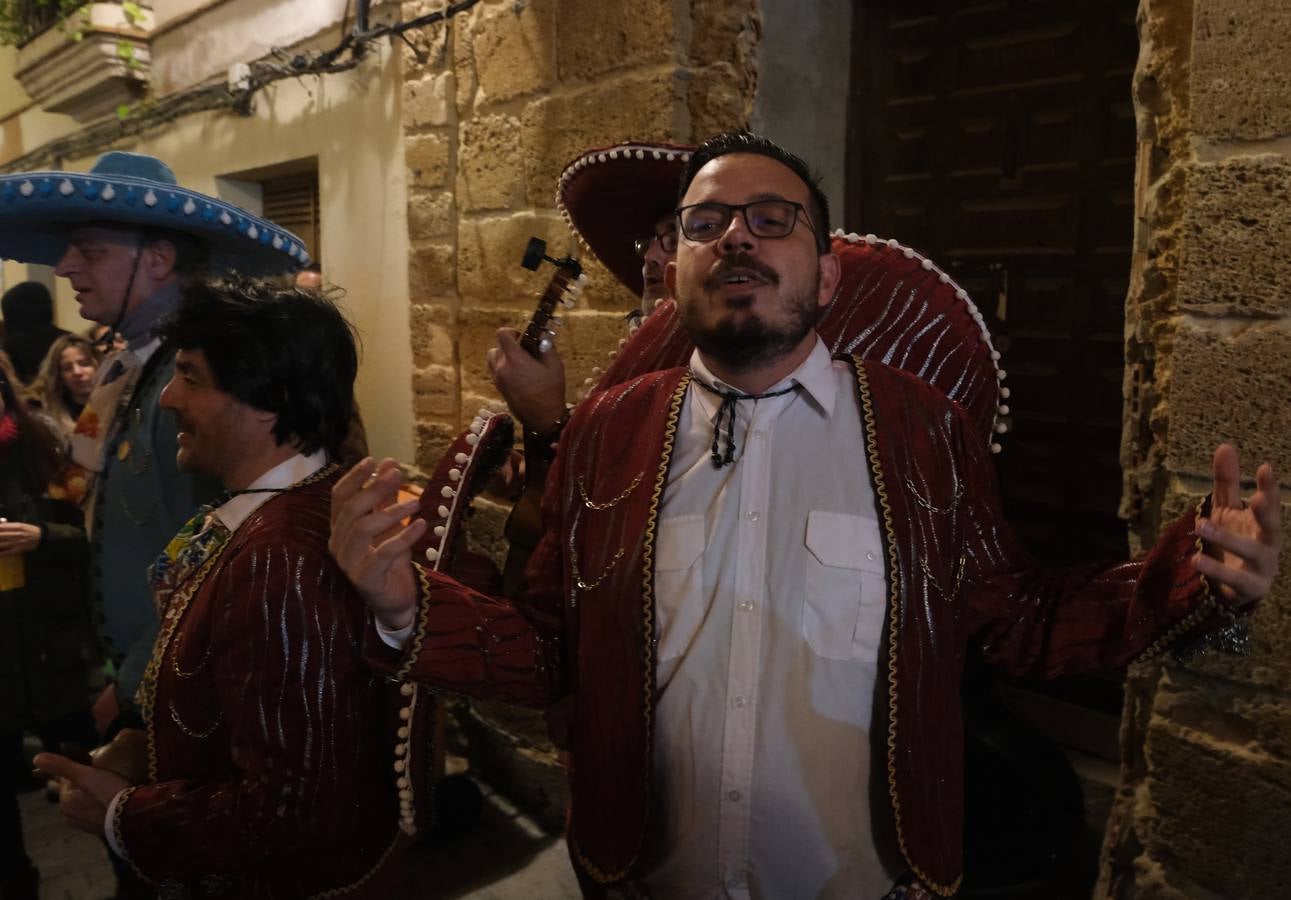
[332,132,1280,898]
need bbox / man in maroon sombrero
[332,132,1281,898]
[484,141,695,587]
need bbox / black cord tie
[692,377,797,468]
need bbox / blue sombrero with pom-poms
[0,152,308,276]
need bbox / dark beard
[680,274,822,375]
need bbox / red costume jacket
[115,468,423,899]
[371,359,1237,897]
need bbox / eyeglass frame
[633,220,680,259]
[674,199,821,250]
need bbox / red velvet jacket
[372,359,1235,897]
[116,469,421,899]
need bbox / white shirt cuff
[375,617,414,650]
[104,787,130,858]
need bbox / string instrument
[518,236,584,355]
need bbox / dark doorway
[846,0,1136,567]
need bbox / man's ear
[141,238,179,281]
[664,260,678,297]
[816,251,841,309]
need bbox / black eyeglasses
[675,200,815,244]
[633,222,679,258]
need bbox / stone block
[459,700,568,832]
[457,114,525,212]
[464,495,513,571]
[689,0,760,73]
[405,132,451,188]
[1178,158,1291,317]
[553,0,677,83]
[452,11,477,115]
[412,364,458,417]
[415,419,458,472]
[560,310,635,400]
[687,61,754,140]
[1191,0,1291,141]
[457,305,530,395]
[1140,695,1291,895]
[520,73,682,209]
[408,241,456,296]
[457,213,576,305]
[1165,321,1291,479]
[404,70,454,130]
[409,302,456,367]
[469,0,557,107]
[407,189,454,239]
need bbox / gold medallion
[117,440,131,461]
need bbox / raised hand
[328,457,424,630]
[1195,443,1282,608]
[487,327,567,433]
[33,752,129,834]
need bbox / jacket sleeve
[114,541,392,879]
[958,406,1240,677]
[363,449,570,709]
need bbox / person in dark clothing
[1,282,69,385]
[0,353,97,900]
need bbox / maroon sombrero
[556,141,696,297]
[581,230,1010,451]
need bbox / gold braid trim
[398,563,434,681]
[572,372,689,885]
[853,359,962,898]
[109,785,153,884]
[1133,496,1222,663]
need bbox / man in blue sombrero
[0,152,308,744]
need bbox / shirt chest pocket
[653,514,707,663]
[802,510,886,663]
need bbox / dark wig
[156,277,359,458]
[0,353,65,489]
[677,131,832,254]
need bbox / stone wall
[1099,1,1291,896]
[400,0,760,478]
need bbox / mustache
[703,253,780,291]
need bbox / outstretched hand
[1195,443,1281,608]
[329,458,424,630]
[33,752,129,834]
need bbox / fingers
[33,752,88,784]
[331,498,422,573]
[1198,518,1271,568]
[1193,552,1268,605]
[330,458,403,544]
[1211,443,1241,509]
[1253,463,1283,544]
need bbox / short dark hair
[677,131,832,253]
[156,276,359,458]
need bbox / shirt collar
[211,450,328,534]
[688,335,837,422]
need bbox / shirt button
[732,695,747,708]
[738,600,754,612]
[726,876,744,890]
[746,511,760,522]
[866,551,876,561]
[727,790,741,802]
[752,430,766,441]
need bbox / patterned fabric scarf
[148,504,233,611]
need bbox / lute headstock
[518,236,585,356]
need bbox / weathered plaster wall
[1099,1,1291,896]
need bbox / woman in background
[31,334,100,437]
[0,353,97,900]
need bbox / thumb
[495,327,523,354]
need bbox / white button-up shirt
[643,338,899,899]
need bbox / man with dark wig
[332,133,1281,898]
[36,278,416,898]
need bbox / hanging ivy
[0,0,85,46]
